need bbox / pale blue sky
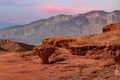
[0,0,119,28]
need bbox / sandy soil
[0,50,120,80]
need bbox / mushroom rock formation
[109,38,120,76]
[33,45,57,64]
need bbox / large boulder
[33,45,57,64]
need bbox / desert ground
[0,50,120,80]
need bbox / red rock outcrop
[33,45,57,64]
[42,36,77,49]
[103,22,120,33]
[42,22,120,59]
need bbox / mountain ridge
[0,10,120,45]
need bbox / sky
[0,0,120,29]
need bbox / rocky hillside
[0,10,120,45]
[0,39,34,52]
[42,22,120,59]
[0,23,120,80]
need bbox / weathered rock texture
[42,22,120,59]
[103,22,120,33]
[42,37,77,49]
[33,45,57,64]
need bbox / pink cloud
[36,3,98,14]
[36,4,70,14]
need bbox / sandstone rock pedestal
[33,45,57,64]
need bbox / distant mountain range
[0,10,120,45]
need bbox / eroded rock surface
[103,22,120,33]
[42,37,76,49]
[42,22,120,59]
[33,45,57,64]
